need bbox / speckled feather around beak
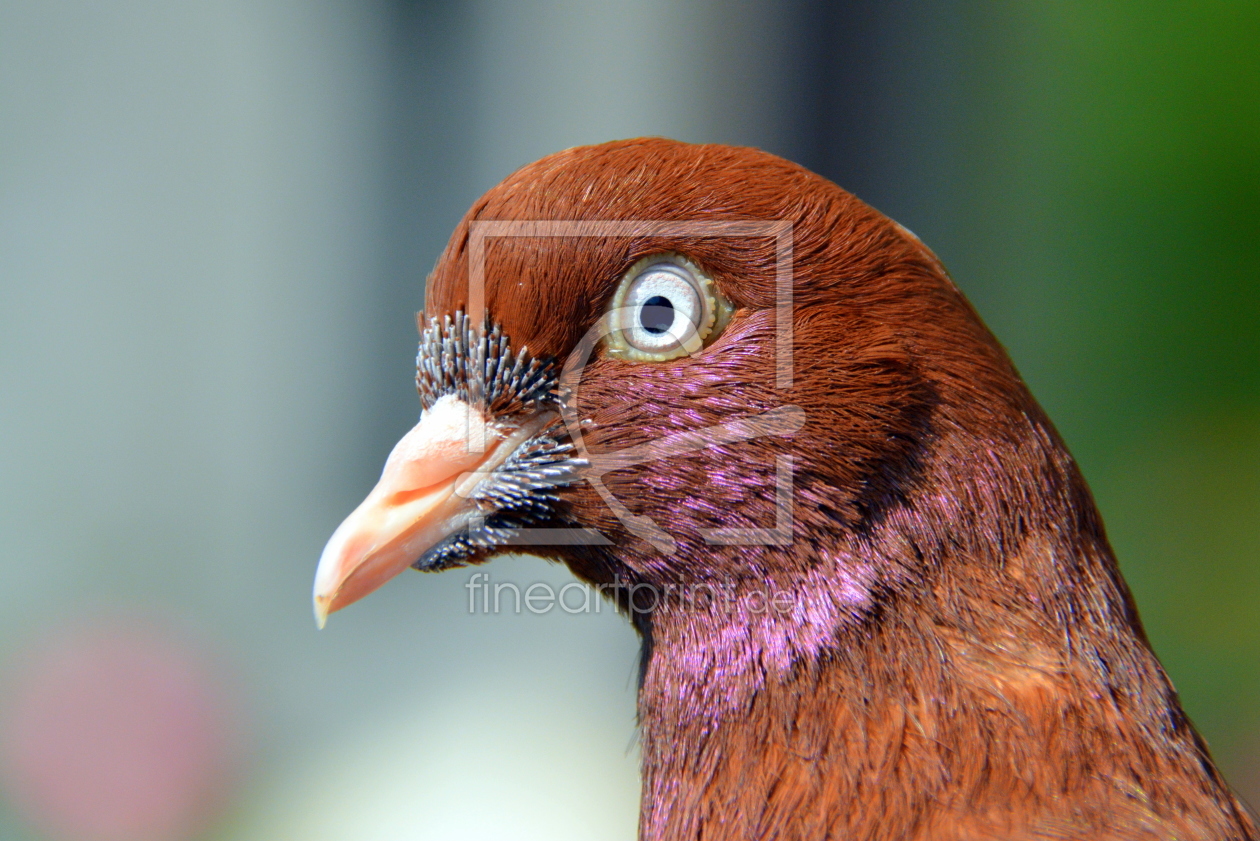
[314,313,586,626]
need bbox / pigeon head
[315,138,1033,620]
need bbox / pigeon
[313,138,1257,840]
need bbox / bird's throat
[632,554,1253,841]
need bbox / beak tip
[313,595,331,630]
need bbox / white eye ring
[605,254,727,361]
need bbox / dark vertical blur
[371,1,477,460]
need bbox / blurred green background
[0,2,1256,839]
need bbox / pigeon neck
[632,544,1253,841]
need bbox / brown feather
[422,138,1257,840]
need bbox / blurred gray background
[1,2,1256,840]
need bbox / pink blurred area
[1,618,242,841]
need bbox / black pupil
[640,295,675,334]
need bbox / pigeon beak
[312,395,512,628]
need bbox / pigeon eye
[605,254,730,361]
